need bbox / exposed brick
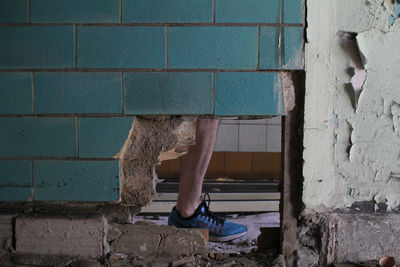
[108,221,208,258]
[15,214,104,258]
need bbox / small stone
[379,256,395,267]
[215,253,226,261]
[208,250,215,259]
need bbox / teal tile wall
[0,26,74,69]
[0,0,28,23]
[0,0,304,202]
[168,27,258,69]
[284,0,304,23]
[123,0,212,23]
[34,161,119,201]
[0,118,76,158]
[214,72,284,116]
[0,73,32,114]
[215,0,280,23]
[283,27,304,69]
[31,0,120,23]
[77,27,165,68]
[259,27,281,69]
[79,117,133,158]
[124,73,212,114]
[35,72,122,114]
[0,161,32,201]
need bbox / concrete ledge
[108,221,208,258]
[297,212,400,266]
[15,214,104,258]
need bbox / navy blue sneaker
[168,194,247,242]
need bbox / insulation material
[118,116,196,206]
[304,0,400,210]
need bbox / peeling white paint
[304,0,400,210]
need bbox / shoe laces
[200,193,225,227]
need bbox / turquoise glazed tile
[0,160,32,201]
[35,72,121,114]
[34,160,119,201]
[124,72,212,114]
[78,27,165,68]
[0,73,32,114]
[0,0,28,23]
[123,0,212,22]
[0,118,76,157]
[283,27,304,69]
[214,72,284,116]
[284,0,303,24]
[259,27,281,69]
[215,0,280,23]
[79,117,133,158]
[0,26,74,69]
[168,27,258,69]
[31,0,119,23]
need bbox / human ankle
[176,205,198,219]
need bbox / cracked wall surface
[304,0,400,210]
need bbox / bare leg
[176,118,220,218]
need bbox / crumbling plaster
[304,0,400,210]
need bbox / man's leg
[168,118,247,242]
[176,118,220,218]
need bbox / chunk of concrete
[298,212,400,265]
[0,214,15,253]
[108,221,208,258]
[15,214,104,258]
[327,213,400,264]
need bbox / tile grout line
[0,69,289,73]
[212,72,215,115]
[257,26,260,70]
[0,22,303,27]
[31,72,35,114]
[74,25,78,69]
[27,0,31,23]
[76,117,79,158]
[0,114,135,118]
[119,0,122,23]
[0,157,120,161]
[121,72,124,115]
[213,0,216,23]
[165,25,168,69]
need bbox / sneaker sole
[209,230,247,242]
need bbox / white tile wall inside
[214,117,282,152]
